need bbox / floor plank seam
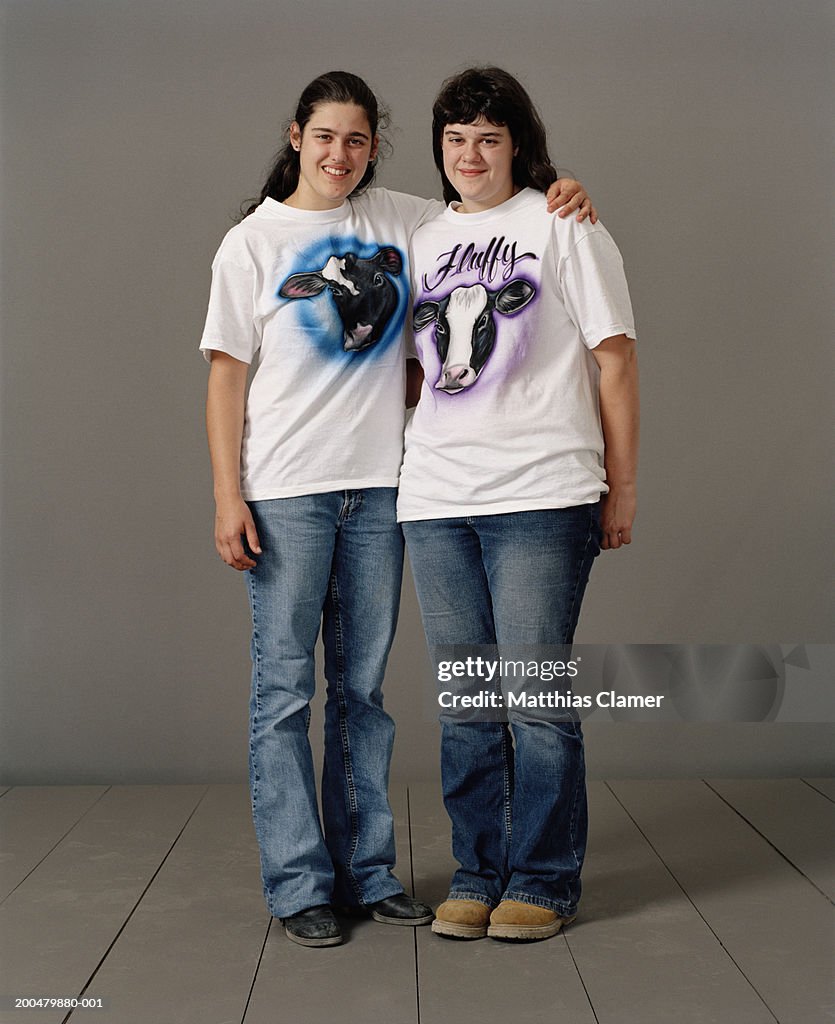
[241,917,274,1024]
[407,787,422,1024]
[703,780,835,906]
[603,780,783,1024]
[0,785,113,908]
[800,778,835,804]
[562,933,601,1024]
[62,785,211,1024]
[406,785,417,897]
[412,927,421,1024]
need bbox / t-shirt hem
[397,492,606,523]
[243,478,400,501]
[199,338,253,364]
[584,324,637,349]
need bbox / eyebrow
[444,127,505,138]
[309,126,370,140]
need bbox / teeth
[323,167,349,177]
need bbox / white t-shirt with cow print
[397,187,636,522]
[200,189,441,500]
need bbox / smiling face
[441,117,517,213]
[286,102,378,211]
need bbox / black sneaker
[282,905,343,947]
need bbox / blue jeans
[246,489,405,918]
[402,504,601,916]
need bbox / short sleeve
[199,256,260,364]
[559,229,636,350]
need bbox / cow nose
[435,365,474,392]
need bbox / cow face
[413,279,535,392]
[280,247,403,352]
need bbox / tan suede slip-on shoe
[431,899,492,939]
[487,900,576,942]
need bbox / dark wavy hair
[241,71,388,217]
[431,67,558,205]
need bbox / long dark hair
[241,71,388,217]
[431,67,558,205]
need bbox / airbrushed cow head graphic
[413,280,536,393]
[280,247,403,353]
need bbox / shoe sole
[487,915,576,942]
[431,918,488,939]
[283,925,343,948]
[371,909,435,926]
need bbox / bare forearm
[598,347,639,488]
[205,352,261,570]
[593,335,639,549]
[206,353,248,499]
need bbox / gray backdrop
[1,0,832,784]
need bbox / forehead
[443,117,511,139]
[306,102,372,135]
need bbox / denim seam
[564,504,598,643]
[247,572,262,801]
[448,891,496,908]
[500,726,513,856]
[329,568,363,904]
[567,748,584,885]
[247,571,272,912]
[501,890,576,916]
[563,510,594,887]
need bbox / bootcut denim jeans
[246,489,405,918]
[402,502,601,916]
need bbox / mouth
[322,166,351,179]
[343,323,375,351]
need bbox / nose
[435,364,475,391]
[461,140,482,163]
[330,138,348,161]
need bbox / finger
[574,201,591,222]
[229,536,256,570]
[557,192,586,217]
[605,529,622,550]
[218,535,255,571]
[545,191,569,212]
[245,518,262,556]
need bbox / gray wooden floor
[0,780,832,1024]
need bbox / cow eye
[329,284,345,296]
[373,272,385,286]
[477,312,490,330]
[436,320,447,336]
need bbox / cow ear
[279,273,328,299]
[494,280,536,315]
[374,247,403,276]
[413,301,440,331]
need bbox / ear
[373,247,402,276]
[494,279,535,315]
[279,272,328,299]
[289,121,302,152]
[413,301,441,332]
[370,134,379,161]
